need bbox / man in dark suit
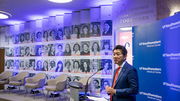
[105,45,139,101]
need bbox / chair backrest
[55,74,68,91]
[15,71,29,80]
[0,71,13,80]
[55,74,68,82]
[79,76,92,92]
[32,73,46,83]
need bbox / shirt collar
[120,61,126,68]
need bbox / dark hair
[50,30,56,36]
[43,31,48,38]
[81,60,90,72]
[104,20,112,28]
[73,43,80,51]
[74,26,80,38]
[113,45,127,56]
[56,61,63,72]
[102,41,110,50]
[82,25,89,34]
[102,59,112,70]
[92,42,100,51]
[65,44,71,53]
[82,43,89,50]
[36,31,42,38]
[65,61,71,67]
[73,61,80,68]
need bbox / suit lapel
[114,62,128,88]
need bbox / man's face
[113,49,127,65]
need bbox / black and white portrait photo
[30,45,36,56]
[71,59,80,73]
[14,34,19,44]
[101,79,111,94]
[24,59,29,70]
[42,60,49,71]
[80,23,90,38]
[43,30,49,42]
[30,32,36,43]
[63,43,71,56]
[80,59,90,73]
[49,59,56,71]
[90,78,101,93]
[55,43,63,56]
[72,25,80,39]
[19,33,24,44]
[72,42,80,56]
[35,45,42,56]
[24,32,30,43]
[102,20,112,36]
[29,59,35,70]
[36,31,42,42]
[91,22,101,37]
[42,45,49,56]
[90,40,100,56]
[90,59,100,73]
[5,59,10,69]
[9,47,14,57]
[63,26,71,40]
[55,60,63,72]
[19,59,25,70]
[48,44,55,56]
[14,47,19,57]
[48,29,56,41]
[14,59,19,70]
[63,59,72,72]
[81,41,90,55]
[101,39,112,55]
[24,46,30,56]
[36,60,42,71]
[19,46,25,57]
[56,28,63,40]
[101,59,112,75]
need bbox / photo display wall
[4,20,113,96]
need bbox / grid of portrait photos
[4,20,113,96]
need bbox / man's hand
[105,85,116,94]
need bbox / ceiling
[0,0,113,27]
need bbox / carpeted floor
[0,98,11,101]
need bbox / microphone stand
[79,68,103,101]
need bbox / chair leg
[59,92,61,100]
[53,92,55,101]
[46,91,49,101]
[42,89,45,96]
[24,87,28,97]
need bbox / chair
[0,71,13,91]
[24,72,46,98]
[67,76,92,94]
[9,71,29,93]
[45,74,67,100]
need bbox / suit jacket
[112,62,139,101]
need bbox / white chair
[0,71,13,91]
[45,74,67,100]
[9,71,29,93]
[24,72,46,98]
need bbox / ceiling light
[48,0,72,3]
[0,11,12,19]
[119,27,132,31]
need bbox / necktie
[110,67,121,101]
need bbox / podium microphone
[80,67,104,101]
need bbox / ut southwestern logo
[139,67,161,74]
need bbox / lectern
[69,81,83,101]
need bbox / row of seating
[0,71,91,100]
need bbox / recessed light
[0,11,12,19]
[48,0,72,3]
